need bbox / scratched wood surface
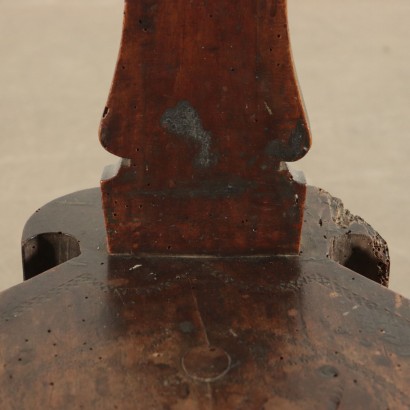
[0,187,405,409]
[1,1,405,407]
[100,0,311,255]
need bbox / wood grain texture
[99,0,311,255]
[0,187,400,409]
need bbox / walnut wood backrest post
[99,0,311,255]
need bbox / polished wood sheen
[0,187,404,409]
[0,1,407,408]
[100,0,311,255]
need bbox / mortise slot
[22,232,81,280]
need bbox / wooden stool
[1,1,408,408]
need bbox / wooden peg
[100,0,311,255]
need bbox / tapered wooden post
[100,0,311,255]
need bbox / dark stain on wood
[2,1,402,407]
[99,0,312,255]
[160,101,215,168]
[0,188,402,408]
[265,118,310,161]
